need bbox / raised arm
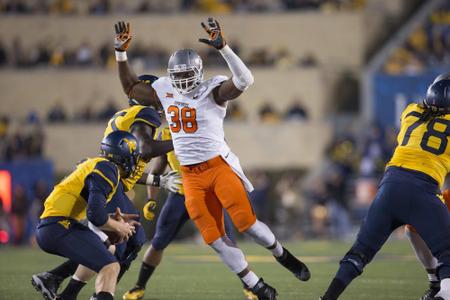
[114,21,160,107]
[199,18,254,105]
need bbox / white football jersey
[152,75,254,192]
[152,75,231,166]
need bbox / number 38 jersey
[387,103,450,187]
[152,75,230,165]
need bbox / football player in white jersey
[113,19,310,300]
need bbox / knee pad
[340,247,372,275]
[244,220,275,248]
[210,237,248,273]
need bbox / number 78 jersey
[387,103,450,187]
[152,75,231,165]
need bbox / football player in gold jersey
[34,131,140,300]
[403,72,450,300]
[321,76,450,300]
[32,75,181,300]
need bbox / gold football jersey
[387,103,450,187]
[41,157,119,221]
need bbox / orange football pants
[181,156,257,244]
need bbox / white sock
[210,237,248,273]
[241,271,259,289]
[270,241,284,258]
[428,271,439,283]
[72,274,87,283]
[436,278,450,299]
[245,220,276,247]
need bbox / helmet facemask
[168,66,203,95]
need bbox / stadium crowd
[0,37,319,69]
[383,2,450,75]
[0,0,366,15]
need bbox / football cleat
[431,297,444,300]
[250,278,278,300]
[275,247,311,281]
[123,286,145,300]
[243,286,258,300]
[31,272,63,300]
[421,282,440,300]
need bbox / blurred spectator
[10,184,29,245]
[383,3,450,74]
[298,52,318,67]
[0,39,7,66]
[225,102,247,121]
[97,98,119,120]
[29,180,49,234]
[47,101,68,123]
[76,103,95,122]
[76,42,94,66]
[285,98,309,121]
[259,102,281,123]
[89,0,111,15]
[248,170,270,223]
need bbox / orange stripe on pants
[181,156,257,244]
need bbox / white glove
[160,171,182,193]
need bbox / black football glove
[199,17,226,50]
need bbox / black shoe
[432,297,444,300]
[31,272,63,300]
[275,247,311,281]
[421,282,440,300]
[250,278,278,300]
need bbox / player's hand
[112,207,141,227]
[143,199,157,221]
[114,21,132,51]
[160,170,182,193]
[199,17,226,50]
[113,218,136,243]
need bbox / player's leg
[321,182,402,300]
[36,220,119,300]
[124,192,189,300]
[213,161,310,282]
[58,245,116,300]
[407,193,450,300]
[31,260,78,299]
[405,225,440,300]
[183,168,277,299]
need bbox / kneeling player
[34,131,140,300]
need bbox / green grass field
[0,240,428,299]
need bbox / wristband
[146,174,160,187]
[115,50,127,62]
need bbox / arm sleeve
[85,161,119,226]
[86,174,110,227]
[219,45,254,91]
